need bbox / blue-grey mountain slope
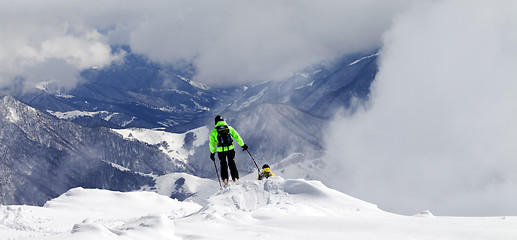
[19,52,243,132]
[226,52,378,117]
[0,96,188,205]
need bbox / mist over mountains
[0,48,378,205]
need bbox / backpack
[216,125,233,147]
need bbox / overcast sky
[325,0,517,216]
[0,0,412,90]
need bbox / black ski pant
[218,149,239,181]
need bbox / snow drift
[0,177,515,240]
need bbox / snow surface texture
[1,177,515,240]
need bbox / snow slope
[113,127,209,164]
[0,188,201,240]
[148,172,219,203]
[0,177,515,240]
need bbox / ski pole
[245,149,261,174]
[212,160,222,189]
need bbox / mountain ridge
[0,96,188,205]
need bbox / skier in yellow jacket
[258,164,276,180]
[209,115,247,184]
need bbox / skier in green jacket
[209,115,248,184]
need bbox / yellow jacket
[258,168,276,180]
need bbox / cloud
[0,2,124,91]
[127,0,413,85]
[1,0,413,90]
[324,0,517,216]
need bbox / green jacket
[209,120,245,153]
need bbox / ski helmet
[262,164,270,169]
[214,115,224,125]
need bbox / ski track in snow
[0,177,515,240]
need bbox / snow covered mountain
[18,50,240,132]
[227,52,378,118]
[0,48,378,206]
[0,96,189,205]
[1,177,514,240]
[17,48,377,132]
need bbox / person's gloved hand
[242,144,248,151]
[210,152,215,161]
